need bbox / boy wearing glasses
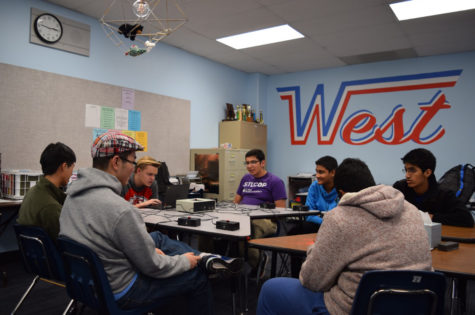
[393,148,473,227]
[122,155,162,209]
[234,149,287,272]
[59,131,242,314]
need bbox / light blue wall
[0,0,258,149]
[266,51,475,186]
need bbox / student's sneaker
[200,255,243,278]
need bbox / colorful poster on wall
[85,104,101,128]
[121,130,136,139]
[115,108,129,130]
[92,128,108,141]
[128,110,141,131]
[100,106,115,129]
[122,88,135,110]
[135,131,148,152]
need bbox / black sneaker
[202,255,243,278]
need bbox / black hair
[401,148,436,176]
[92,151,132,171]
[334,158,375,193]
[316,156,338,171]
[401,148,436,182]
[245,149,266,162]
[40,142,76,175]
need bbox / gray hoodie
[59,168,190,294]
[300,185,432,315]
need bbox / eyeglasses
[244,160,260,165]
[120,157,137,166]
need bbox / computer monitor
[189,148,249,201]
[160,183,190,209]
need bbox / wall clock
[34,13,63,44]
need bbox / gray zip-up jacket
[59,168,190,294]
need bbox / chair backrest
[57,236,118,314]
[13,224,65,282]
[350,270,446,315]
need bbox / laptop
[159,183,190,209]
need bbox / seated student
[257,158,432,315]
[59,131,242,314]
[301,156,339,231]
[287,156,338,277]
[17,142,76,240]
[122,155,162,209]
[233,149,287,272]
[393,148,474,227]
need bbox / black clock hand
[38,23,59,32]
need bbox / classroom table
[441,225,475,243]
[248,233,475,280]
[138,204,319,240]
[139,208,252,240]
[138,204,318,314]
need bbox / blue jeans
[257,278,330,315]
[117,231,214,315]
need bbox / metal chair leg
[10,275,40,315]
[62,299,75,315]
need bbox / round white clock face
[34,13,63,44]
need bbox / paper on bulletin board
[92,128,109,141]
[122,88,135,110]
[101,107,115,129]
[135,131,148,152]
[121,130,136,139]
[85,104,101,128]
[115,108,129,130]
[128,110,141,131]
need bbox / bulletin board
[0,63,190,175]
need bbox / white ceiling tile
[45,0,475,74]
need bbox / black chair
[12,224,73,314]
[57,236,165,315]
[350,270,446,315]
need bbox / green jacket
[17,177,66,240]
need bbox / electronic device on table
[176,198,216,212]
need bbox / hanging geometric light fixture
[100,0,187,57]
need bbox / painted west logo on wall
[277,70,462,145]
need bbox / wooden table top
[441,225,475,242]
[249,233,475,278]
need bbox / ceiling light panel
[216,24,304,49]
[390,0,475,21]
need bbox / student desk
[139,208,251,240]
[442,225,475,243]
[248,233,475,280]
[138,204,319,239]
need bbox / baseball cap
[91,131,144,158]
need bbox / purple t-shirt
[236,172,287,205]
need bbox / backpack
[155,161,171,194]
[438,164,475,204]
